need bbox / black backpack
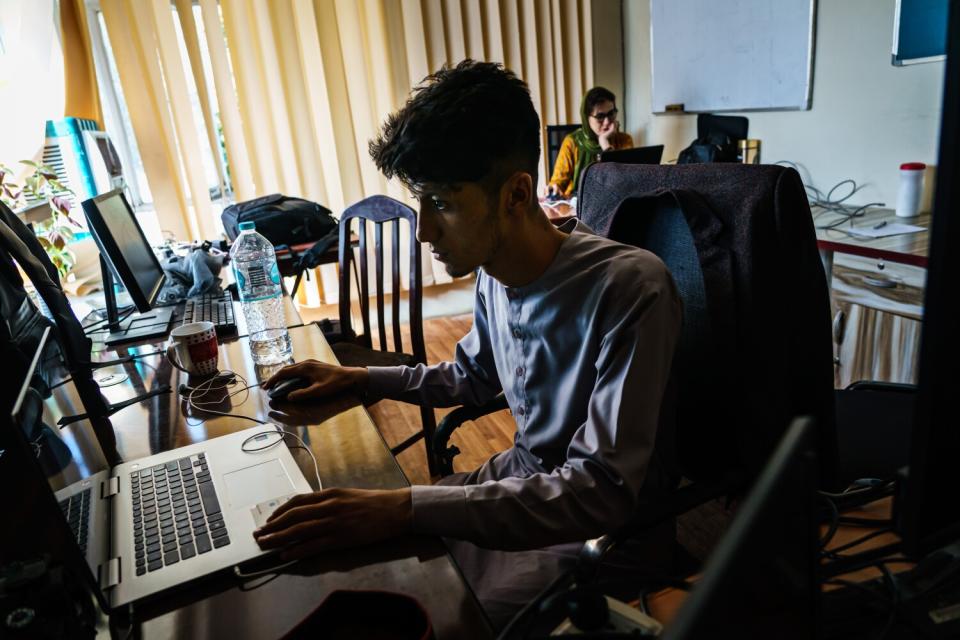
[0,201,121,462]
[221,194,337,246]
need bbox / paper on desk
[846,223,925,239]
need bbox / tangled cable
[775,160,885,231]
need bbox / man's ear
[504,172,534,217]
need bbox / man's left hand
[253,487,413,559]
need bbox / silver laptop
[9,328,313,610]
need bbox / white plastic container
[896,162,926,218]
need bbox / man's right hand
[262,360,368,402]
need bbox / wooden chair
[332,195,438,474]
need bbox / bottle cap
[238,221,256,231]
[900,162,926,171]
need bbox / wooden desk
[814,206,931,283]
[44,324,490,638]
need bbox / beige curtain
[98,0,595,303]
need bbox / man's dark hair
[584,86,617,115]
[370,60,540,196]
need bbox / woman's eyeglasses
[590,108,618,122]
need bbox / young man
[255,60,681,627]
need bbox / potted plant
[0,160,84,281]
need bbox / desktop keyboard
[181,293,237,336]
[59,488,91,555]
[130,453,231,576]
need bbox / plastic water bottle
[230,221,292,364]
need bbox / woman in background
[547,86,633,199]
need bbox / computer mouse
[267,377,311,401]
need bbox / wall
[623,0,945,209]
[0,0,64,172]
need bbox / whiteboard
[650,0,816,113]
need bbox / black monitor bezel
[81,189,165,314]
[900,0,960,557]
[661,416,820,639]
[3,326,113,614]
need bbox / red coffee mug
[166,321,219,377]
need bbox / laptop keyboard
[130,453,230,576]
[59,488,91,555]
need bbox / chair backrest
[338,195,426,364]
[607,196,726,481]
[579,162,836,488]
[545,124,581,179]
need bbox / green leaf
[19,159,39,168]
[37,236,52,249]
[49,179,72,194]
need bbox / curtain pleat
[149,0,217,240]
[198,0,255,201]
[173,0,226,195]
[98,0,595,303]
[61,0,103,125]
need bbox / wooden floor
[369,315,517,484]
[355,314,517,485]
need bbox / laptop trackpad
[222,459,296,510]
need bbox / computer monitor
[81,189,172,345]
[661,416,820,639]
[898,0,960,558]
[82,130,124,194]
[600,145,665,165]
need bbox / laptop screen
[2,328,110,607]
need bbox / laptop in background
[4,328,313,612]
[599,144,665,165]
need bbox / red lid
[900,162,926,170]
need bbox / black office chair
[434,162,837,575]
[332,195,439,475]
[545,124,581,180]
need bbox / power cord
[231,427,323,581]
[82,305,135,334]
[177,369,266,426]
[240,425,322,489]
[774,160,886,229]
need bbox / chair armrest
[433,393,509,476]
[574,479,735,583]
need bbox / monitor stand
[56,259,175,429]
[100,256,173,346]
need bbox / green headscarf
[570,95,602,193]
